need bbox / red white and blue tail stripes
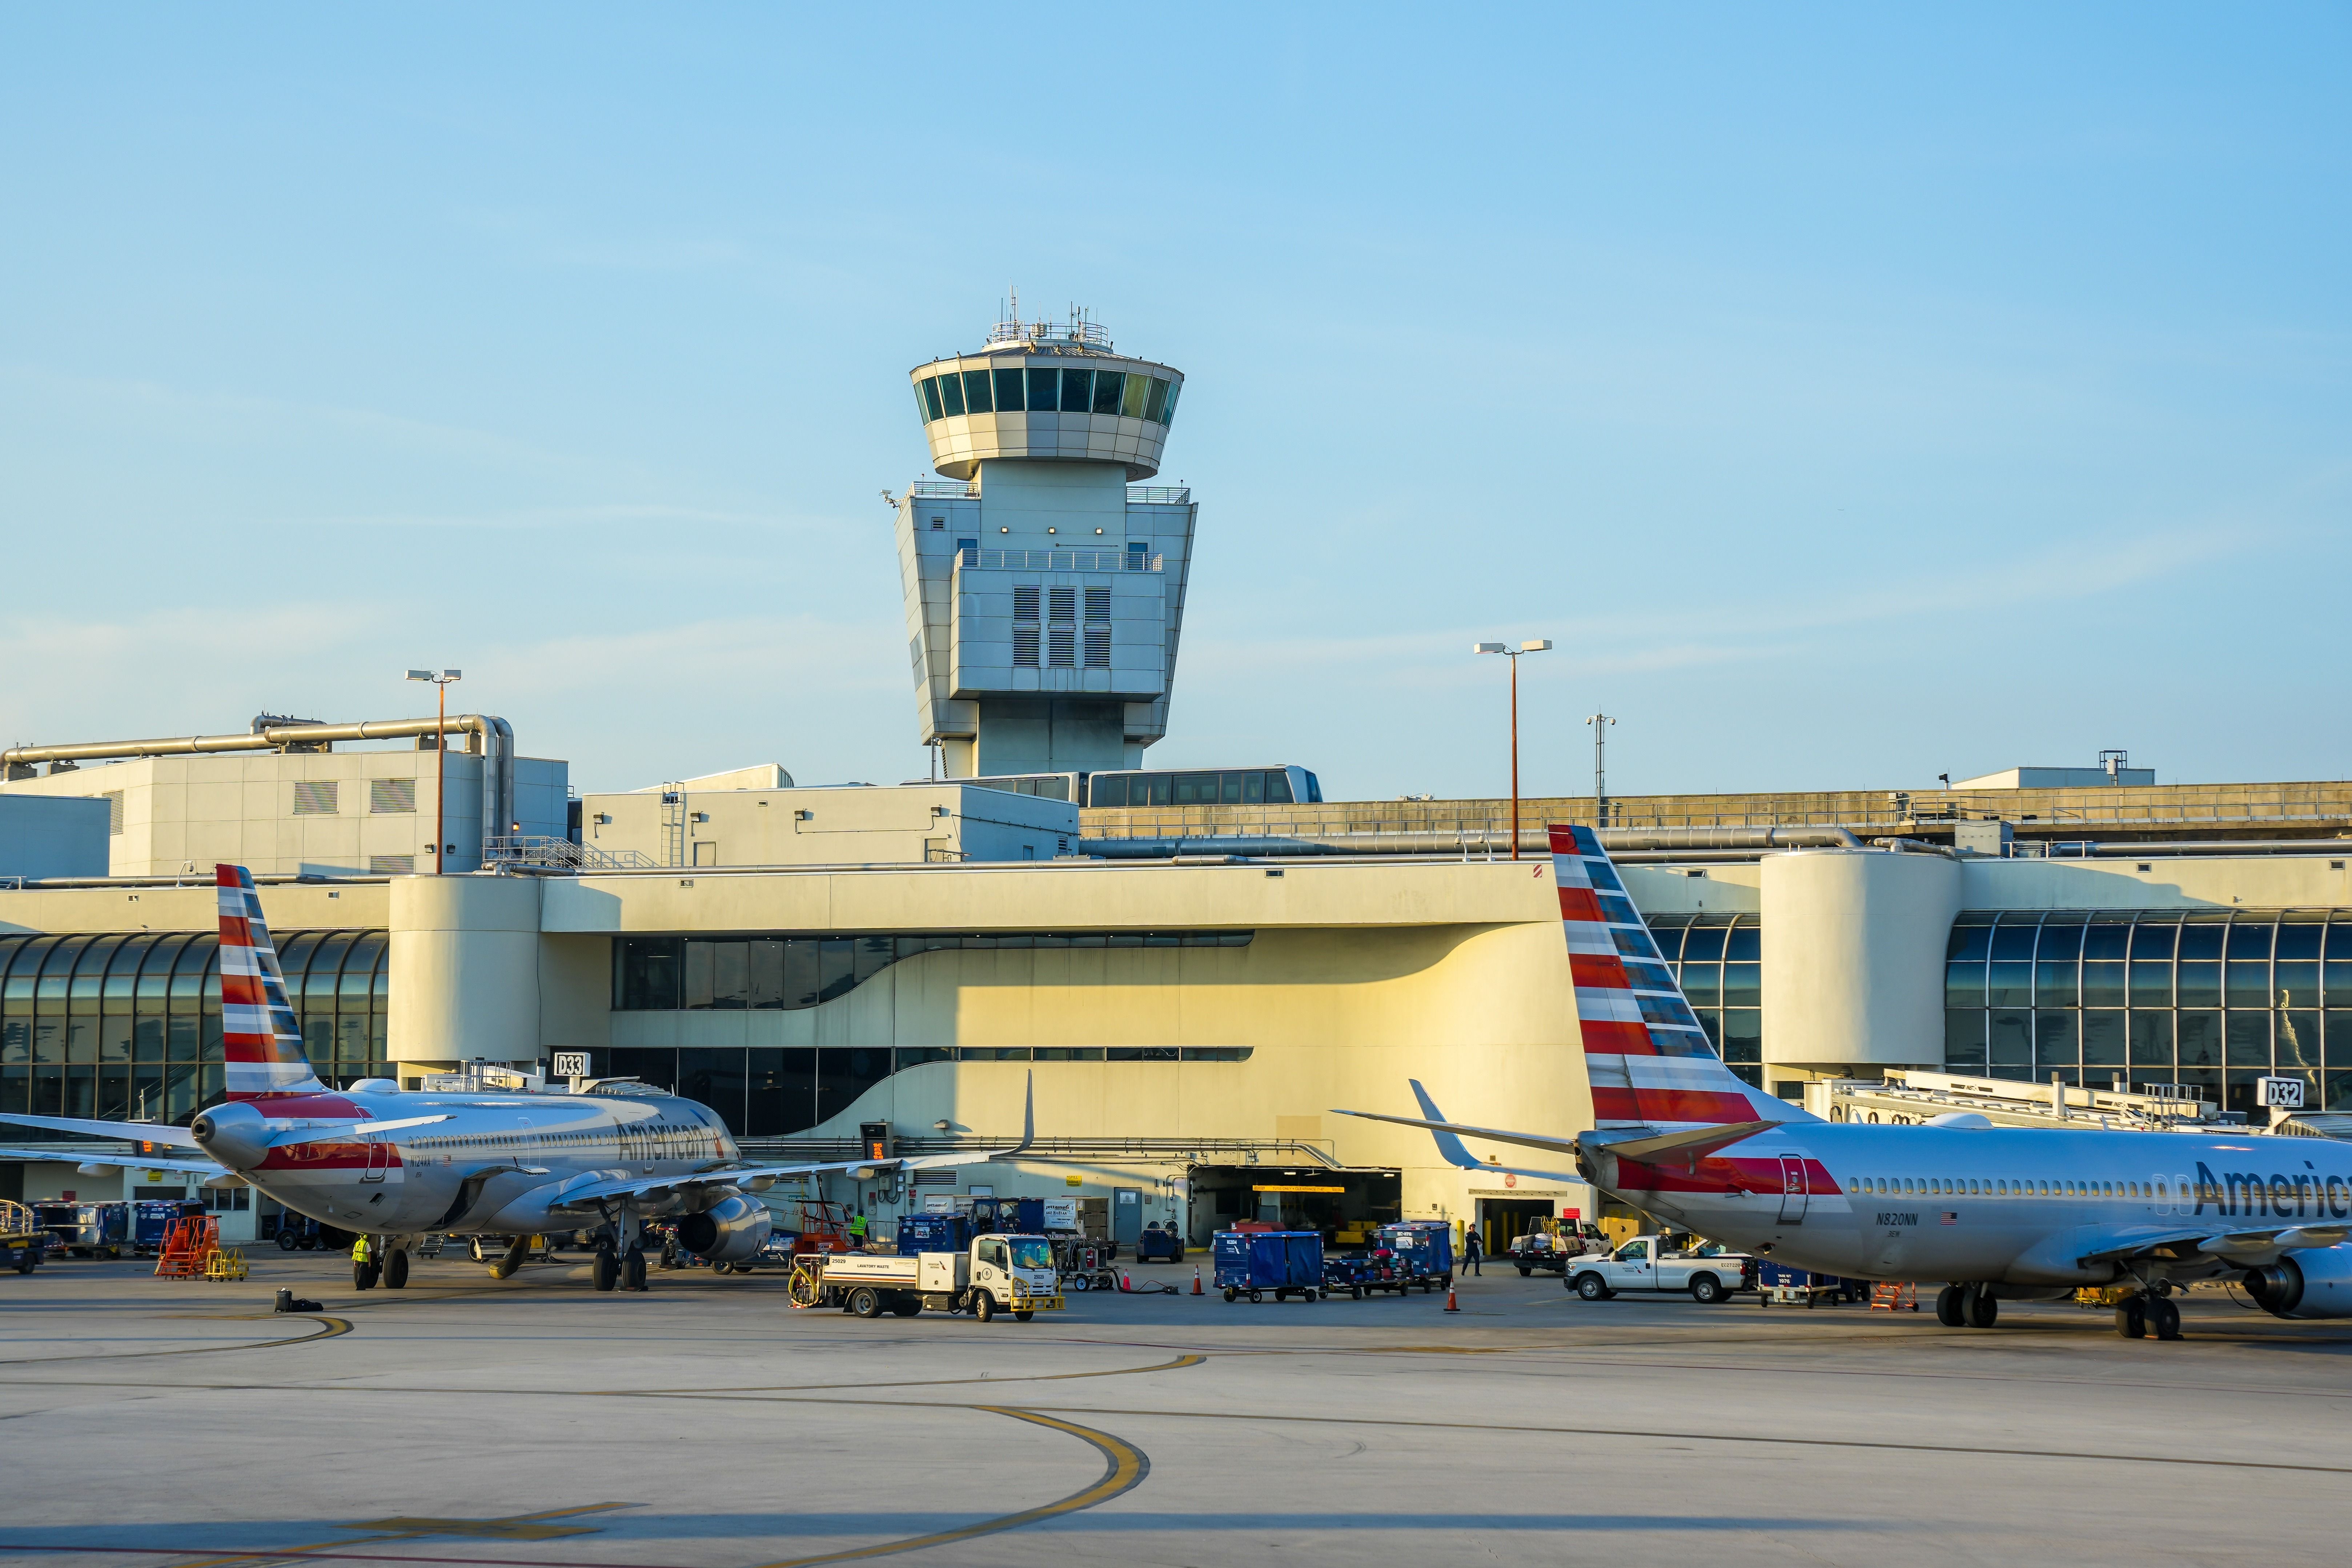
[216,864,328,1100]
[1548,825,1812,1130]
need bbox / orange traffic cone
[1444,1283,1460,1312]
[1192,1264,1203,1296]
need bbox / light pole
[1586,712,1616,827]
[1473,639,1551,859]
[405,669,462,873]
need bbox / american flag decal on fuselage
[216,863,329,1100]
[1549,824,1805,1131]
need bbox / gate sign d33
[552,1052,590,1078]
[2257,1075,2306,1110]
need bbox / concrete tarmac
[5,1250,2351,1567]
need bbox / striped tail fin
[215,864,328,1100]
[1548,825,1815,1130]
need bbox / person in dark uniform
[1463,1223,1482,1276]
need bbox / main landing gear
[590,1218,650,1294]
[2116,1286,2182,1341]
[1936,1283,2000,1328]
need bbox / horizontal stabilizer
[0,1113,198,1147]
[1405,1079,1582,1182]
[1588,1121,1776,1164]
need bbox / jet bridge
[1805,1069,2224,1132]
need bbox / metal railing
[909,481,976,498]
[1125,486,1191,505]
[955,549,1162,573]
[481,836,661,873]
[986,316,1113,350]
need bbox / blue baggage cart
[135,1200,206,1257]
[1376,1220,1454,1293]
[1213,1230,1324,1303]
[1755,1259,1857,1307]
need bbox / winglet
[1409,1079,1483,1171]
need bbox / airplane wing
[0,1112,200,1147]
[0,1146,228,1178]
[1405,1079,1584,1182]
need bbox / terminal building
[3,311,2349,1254]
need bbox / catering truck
[788,1232,1063,1323]
[1565,1233,1754,1304]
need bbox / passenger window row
[1858,1175,2164,1199]
[917,365,1178,426]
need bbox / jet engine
[189,1101,273,1170]
[2244,1246,2352,1319]
[677,1193,771,1264]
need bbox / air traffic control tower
[892,311,1197,778]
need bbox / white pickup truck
[1565,1234,1754,1304]
[790,1232,1064,1323]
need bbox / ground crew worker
[1463,1224,1483,1276]
[352,1233,373,1290]
[848,1211,868,1246]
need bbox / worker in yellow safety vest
[351,1235,371,1264]
[848,1213,868,1245]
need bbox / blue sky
[3,7,2345,799]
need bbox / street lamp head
[405,669,432,682]
[1473,642,1508,655]
[441,669,462,681]
[1520,639,1553,653]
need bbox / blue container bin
[895,1213,974,1255]
[1213,1230,1324,1302]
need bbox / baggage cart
[1321,1252,1376,1299]
[1376,1220,1454,1292]
[1213,1230,1324,1303]
[1755,1260,1849,1308]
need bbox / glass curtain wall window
[607,931,1255,1137]
[1943,909,2352,1116]
[1641,913,1764,1089]
[0,929,392,1124]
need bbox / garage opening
[1186,1166,1400,1248]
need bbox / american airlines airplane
[1338,825,2352,1340]
[1,865,1021,1292]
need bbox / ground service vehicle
[1507,1227,1603,1276]
[1,864,1030,1297]
[1134,1221,1185,1263]
[1,1201,44,1274]
[1339,823,2352,1342]
[1567,1234,1753,1303]
[790,1232,1062,1322]
[30,1201,128,1259]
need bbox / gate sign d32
[552,1052,590,1078]
[2257,1075,2306,1111]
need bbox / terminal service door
[1777,1155,1808,1225]
[1113,1187,1142,1247]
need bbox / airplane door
[1777,1156,1808,1224]
[360,1139,389,1184]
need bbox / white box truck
[790,1232,1063,1323]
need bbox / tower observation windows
[915,367,1179,428]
